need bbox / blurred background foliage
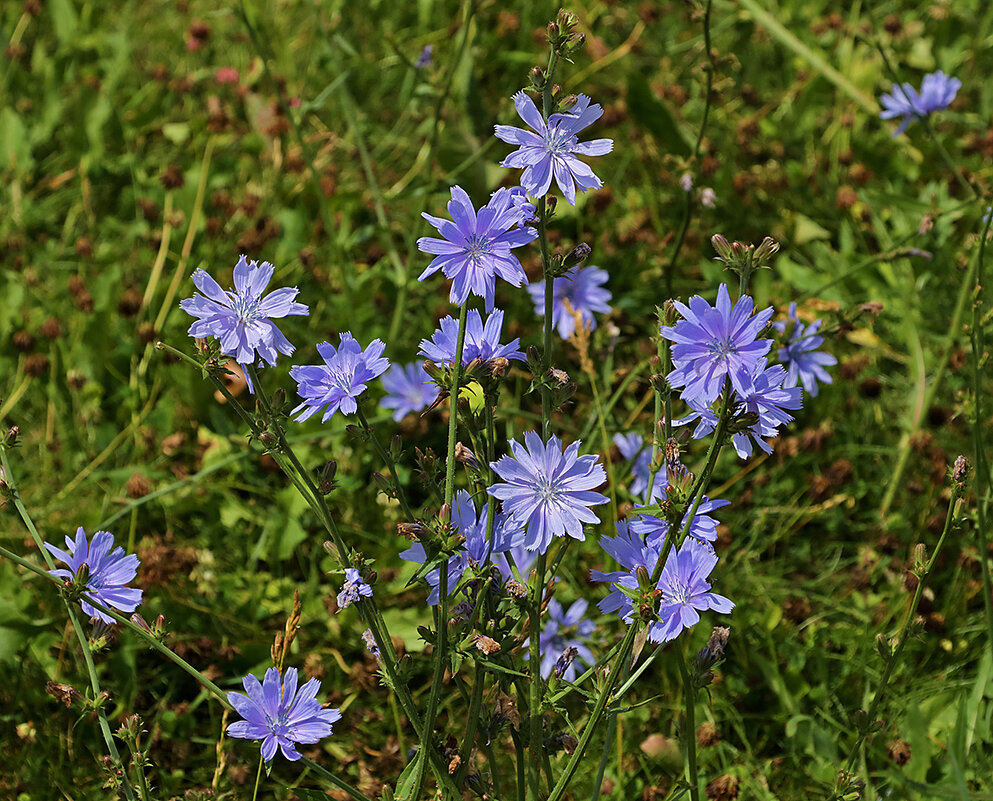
[1,0,992,798]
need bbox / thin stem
[251,754,264,801]
[411,301,470,800]
[835,497,962,793]
[356,404,416,520]
[675,647,700,801]
[0,446,136,801]
[527,550,548,799]
[971,210,993,655]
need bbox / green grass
[1,0,992,799]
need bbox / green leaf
[48,0,79,43]
[626,75,691,157]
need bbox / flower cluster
[661,284,821,460]
[592,523,733,643]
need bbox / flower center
[229,293,261,326]
[535,477,561,503]
[707,337,736,360]
[463,234,492,264]
[267,712,291,737]
[664,582,693,607]
[543,125,573,157]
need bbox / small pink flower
[289,97,301,108]
[215,67,240,85]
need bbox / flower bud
[553,646,578,678]
[563,242,591,270]
[258,431,278,450]
[318,461,338,494]
[3,426,19,447]
[454,442,479,470]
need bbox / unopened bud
[390,434,403,462]
[3,426,18,447]
[563,242,591,270]
[258,431,278,450]
[553,646,578,678]
[270,387,287,414]
[454,442,479,470]
[318,461,338,494]
[711,234,732,260]
[912,543,927,575]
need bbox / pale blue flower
[495,92,613,205]
[44,528,143,625]
[488,432,608,554]
[227,667,341,762]
[290,333,389,423]
[528,265,612,340]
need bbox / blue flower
[772,303,837,397]
[336,568,373,611]
[528,265,613,340]
[613,433,653,499]
[507,186,537,225]
[661,284,773,406]
[592,529,733,644]
[415,44,433,69]
[525,598,595,680]
[400,490,522,606]
[227,667,342,762]
[677,362,803,459]
[380,362,435,421]
[180,256,308,393]
[290,333,389,423]
[418,186,537,310]
[418,308,525,367]
[629,490,730,546]
[488,432,608,554]
[880,70,961,135]
[495,92,613,205]
[44,527,143,625]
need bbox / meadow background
[1,0,992,799]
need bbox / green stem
[675,647,700,801]
[546,627,638,801]
[835,497,962,793]
[971,210,993,656]
[527,549,548,799]
[356,404,416,520]
[0,446,136,801]
[410,301,470,801]
[251,754,264,801]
